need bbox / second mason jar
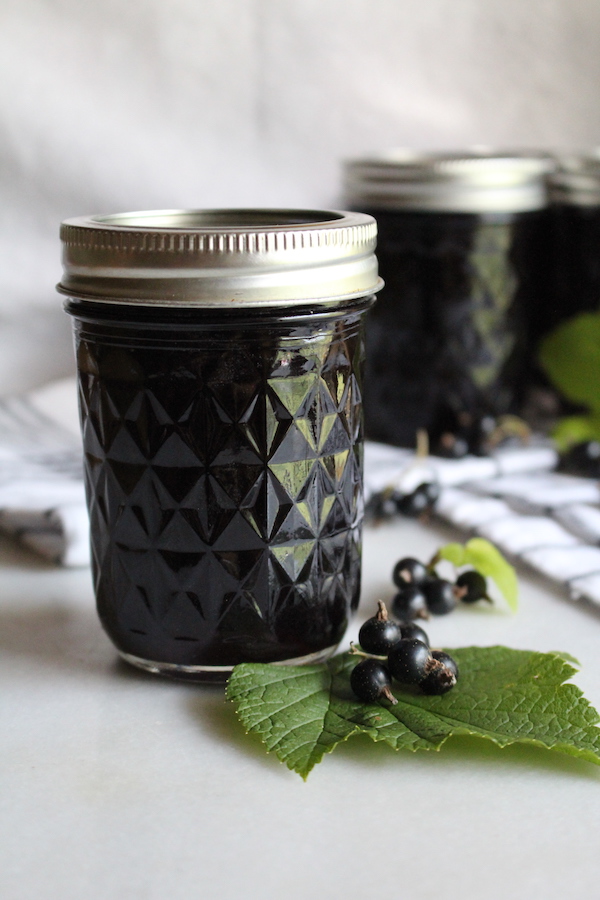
[58,209,381,681]
[548,156,600,332]
[344,151,553,451]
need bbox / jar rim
[89,208,347,229]
[57,208,382,308]
[344,149,554,213]
[549,155,600,206]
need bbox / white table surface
[3,516,600,900]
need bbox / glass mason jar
[548,156,600,332]
[344,151,553,451]
[58,209,381,681]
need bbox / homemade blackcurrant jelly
[344,152,553,448]
[548,158,600,333]
[59,209,381,681]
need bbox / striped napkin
[0,390,88,566]
[364,441,600,611]
[5,379,600,616]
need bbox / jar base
[118,645,340,684]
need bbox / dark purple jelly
[344,152,553,449]
[550,203,600,328]
[525,160,600,418]
[359,208,550,448]
[546,159,600,333]
[68,300,369,680]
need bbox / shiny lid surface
[58,208,382,308]
[344,150,554,213]
[549,155,600,206]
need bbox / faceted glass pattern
[71,304,368,677]
[361,208,548,447]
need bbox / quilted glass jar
[548,156,600,331]
[344,151,553,449]
[58,209,381,681]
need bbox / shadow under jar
[58,209,381,682]
[344,151,554,451]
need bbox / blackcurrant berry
[455,570,489,604]
[420,650,458,695]
[365,492,398,521]
[392,557,428,588]
[469,415,497,456]
[560,440,600,478]
[396,482,440,518]
[396,489,429,518]
[358,600,402,655]
[400,621,430,646]
[389,490,410,513]
[350,658,397,704]
[433,432,469,459]
[422,481,441,504]
[391,584,429,620]
[431,649,459,679]
[387,639,431,685]
[423,577,457,615]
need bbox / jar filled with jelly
[344,151,553,451]
[548,156,600,331]
[58,209,381,681]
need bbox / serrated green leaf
[549,650,581,668]
[226,647,600,778]
[538,312,600,410]
[437,538,518,611]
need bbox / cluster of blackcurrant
[349,601,458,704]
[365,481,440,522]
[559,440,600,479]
[432,412,531,459]
[391,556,490,620]
[432,413,496,459]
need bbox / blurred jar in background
[548,156,600,331]
[344,151,554,454]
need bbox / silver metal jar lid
[344,150,554,214]
[548,155,600,206]
[57,208,382,308]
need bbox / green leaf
[551,414,600,453]
[227,647,600,778]
[550,650,581,668]
[437,538,518,611]
[538,312,600,410]
[435,541,467,567]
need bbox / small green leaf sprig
[431,537,518,612]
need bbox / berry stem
[424,656,443,675]
[381,685,398,705]
[348,642,387,661]
[424,655,456,688]
[426,551,440,575]
[416,428,429,459]
[376,599,389,621]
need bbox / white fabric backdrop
[1,0,600,392]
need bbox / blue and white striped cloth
[4,381,600,615]
[364,441,600,611]
[0,389,88,566]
